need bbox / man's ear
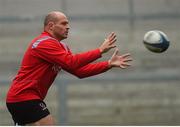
[48,22,54,30]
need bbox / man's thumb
[112,48,119,57]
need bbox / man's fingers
[119,63,131,69]
[109,34,116,41]
[121,53,131,58]
[123,58,133,62]
[105,32,117,47]
[107,32,113,39]
[113,48,119,55]
[109,36,117,44]
[108,32,115,38]
[110,48,118,60]
[123,62,132,66]
[100,32,117,54]
[119,64,126,69]
[107,32,116,42]
[109,45,117,49]
[109,38,117,45]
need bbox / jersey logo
[32,36,51,48]
[39,102,47,111]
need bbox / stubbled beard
[54,32,67,41]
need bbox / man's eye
[61,22,68,25]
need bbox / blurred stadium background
[0,0,180,125]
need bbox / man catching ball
[6,11,132,125]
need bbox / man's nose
[66,24,70,29]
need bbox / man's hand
[108,48,133,69]
[99,32,117,54]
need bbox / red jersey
[6,31,110,102]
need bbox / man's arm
[66,61,110,78]
[33,40,101,70]
[32,32,117,71]
[66,48,133,79]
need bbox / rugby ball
[143,30,170,53]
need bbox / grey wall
[0,0,180,125]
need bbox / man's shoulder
[32,35,58,49]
